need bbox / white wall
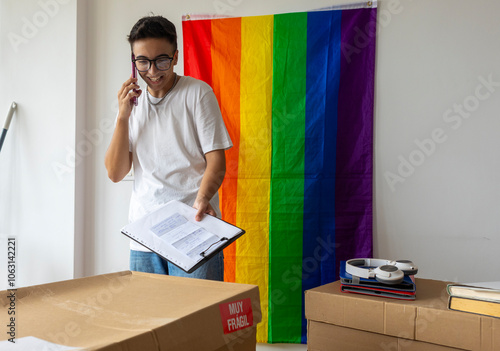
[1,0,499,308]
[374,0,500,282]
[0,0,78,290]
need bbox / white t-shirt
[127,75,233,252]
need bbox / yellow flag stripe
[236,15,274,343]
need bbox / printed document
[150,213,220,260]
[121,200,245,273]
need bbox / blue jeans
[130,250,224,281]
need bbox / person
[104,15,232,281]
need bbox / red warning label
[219,298,253,334]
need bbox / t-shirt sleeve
[195,89,233,154]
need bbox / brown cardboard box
[0,271,261,350]
[305,278,500,351]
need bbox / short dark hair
[128,15,177,52]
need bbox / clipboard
[121,200,245,273]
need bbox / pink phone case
[131,54,138,106]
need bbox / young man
[104,15,232,281]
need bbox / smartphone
[131,53,138,106]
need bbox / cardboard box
[0,271,261,350]
[305,278,500,351]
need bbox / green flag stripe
[269,12,307,343]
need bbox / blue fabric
[301,10,342,343]
[130,250,224,281]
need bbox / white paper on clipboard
[121,200,245,273]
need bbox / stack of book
[447,282,500,318]
[339,261,416,300]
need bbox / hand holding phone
[131,53,139,106]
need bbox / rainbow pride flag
[182,3,376,343]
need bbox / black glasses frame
[132,55,174,72]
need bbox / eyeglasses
[132,55,174,72]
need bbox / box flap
[1,271,261,351]
[416,307,480,350]
[305,279,416,338]
[307,321,467,351]
[477,314,500,351]
[306,278,497,350]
